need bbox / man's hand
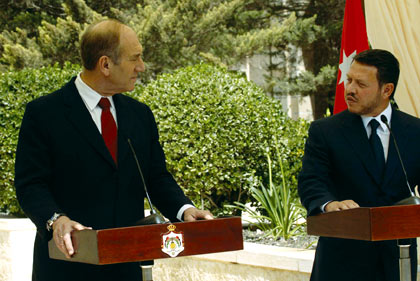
[52,216,91,258]
[183,207,214,222]
[325,200,360,212]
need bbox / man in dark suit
[15,19,212,281]
[298,49,420,281]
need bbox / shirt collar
[361,103,392,132]
[75,73,115,111]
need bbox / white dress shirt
[75,73,117,133]
[361,102,392,161]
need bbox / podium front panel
[307,205,420,241]
[307,207,373,240]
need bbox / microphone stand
[128,139,166,281]
[380,115,420,206]
[380,115,420,281]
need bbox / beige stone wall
[0,230,12,281]
[0,218,36,281]
[155,257,310,281]
[154,243,314,281]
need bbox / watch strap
[46,212,66,231]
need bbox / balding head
[79,19,144,96]
[80,20,130,70]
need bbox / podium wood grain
[49,217,243,265]
[307,205,420,241]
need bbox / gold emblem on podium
[162,224,184,257]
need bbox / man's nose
[345,81,355,93]
[136,58,145,72]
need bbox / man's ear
[98,56,111,76]
[382,83,394,99]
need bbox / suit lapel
[382,109,409,187]
[62,78,117,168]
[113,95,151,171]
[113,94,131,165]
[338,111,382,186]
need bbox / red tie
[98,98,117,164]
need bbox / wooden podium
[307,204,420,281]
[48,217,243,265]
[307,204,420,240]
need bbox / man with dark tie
[298,49,420,281]
[14,19,213,281]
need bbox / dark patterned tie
[369,119,385,180]
[98,98,117,164]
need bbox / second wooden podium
[307,204,420,281]
[307,204,420,241]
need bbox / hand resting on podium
[325,199,360,212]
[183,207,214,221]
[52,216,92,259]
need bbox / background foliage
[130,64,308,213]
[0,0,344,118]
[0,63,80,215]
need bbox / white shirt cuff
[177,204,195,221]
[321,201,332,213]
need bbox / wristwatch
[46,212,66,231]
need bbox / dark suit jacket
[298,108,420,281]
[15,77,193,281]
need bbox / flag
[333,0,369,114]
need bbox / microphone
[380,115,420,205]
[127,138,166,225]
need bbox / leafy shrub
[0,63,80,215]
[130,64,308,213]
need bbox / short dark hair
[80,20,124,70]
[353,49,400,99]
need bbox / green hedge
[0,63,81,215]
[129,64,308,213]
[0,63,308,216]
